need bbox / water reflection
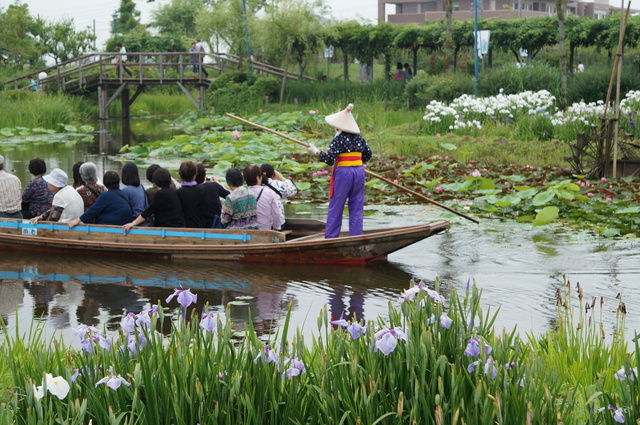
[0,250,416,345]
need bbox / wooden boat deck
[0,218,450,265]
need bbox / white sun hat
[325,104,360,134]
[43,168,68,188]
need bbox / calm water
[1,120,639,346]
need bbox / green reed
[0,92,96,129]
[0,278,636,424]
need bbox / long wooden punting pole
[226,113,480,224]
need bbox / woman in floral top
[21,158,53,219]
[220,168,258,230]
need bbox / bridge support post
[98,86,108,120]
[121,88,130,119]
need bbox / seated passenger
[76,162,106,212]
[220,168,258,230]
[195,163,229,228]
[32,168,84,223]
[66,171,134,228]
[245,165,280,231]
[260,163,297,231]
[123,168,185,232]
[121,162,148,218]
[72,161,84,189]
[21,158,54,219]
[175,161,208,228]
[145,164,181,202]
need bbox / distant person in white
[577,61,584,72]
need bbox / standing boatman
[307,104,372,239]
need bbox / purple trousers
[325,166,365,239]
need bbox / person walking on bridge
[116,42,133,77]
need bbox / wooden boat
[0,218,450,265]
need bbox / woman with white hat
[307,104,372,239]
[31,168,84,223]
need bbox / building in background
[379,0,622,24]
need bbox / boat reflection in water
[0,251,419,345]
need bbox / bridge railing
[5,52,218,92]
[4,51,314,93]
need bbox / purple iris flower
[166,287,198,308]
[399,281,445,303]
[609,406,626,424]
[71,368,82,383]
[136,311,151,328]
[200,312,217,333]
[121,313,136,333]
[631,121,636,129]
[439,313,452,329]
[467,360,481,373]
[374,327,408,355]
[284,357,306,379]
[330,318,366,340]
[614,366,637,381]
[483,357,498,380]
[73,324,100,339]
[464,338,481,357]
[95,334,112,351]
[254,344,279,365]
[80,339,94,354]
[464,338,492,357]
[125,333,147,356]
[95,367,131,391]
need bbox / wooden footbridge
[4,52,314,120]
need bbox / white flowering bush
[423,90,640,142]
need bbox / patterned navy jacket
[319,131,373,166]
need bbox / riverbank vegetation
[0,277,633,424]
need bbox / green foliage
[0,4,44,67]
[0,92,96,129]
[283,79,406,106]
[116,0,142,34]
[206,72,280,114]
[105,32,187,55]
[568,65,640,104]
[422,73,475,103]
[405,71,433,108]
[478,61,561,98]
[31,17,96,64]
[150,0,204,39]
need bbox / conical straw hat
[325,104,360,134]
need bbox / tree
[369,22,398,81]
[443,0,455,73]
[323,21,362,81]
[451,20,474,71]
[351,24,396,81]
[150,0,204,39]
[556,0,569,108]
[196,0,266,60]
[116,0,142,34]
[33,17,96,64]
[566,16,598,70]
[256,0,326,103]
[0,4,43,66]
[396,25,439,78]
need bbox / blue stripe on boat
[0,220,251,241]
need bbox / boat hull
[0,219,450,265]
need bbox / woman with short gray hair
[76,162,106,212]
